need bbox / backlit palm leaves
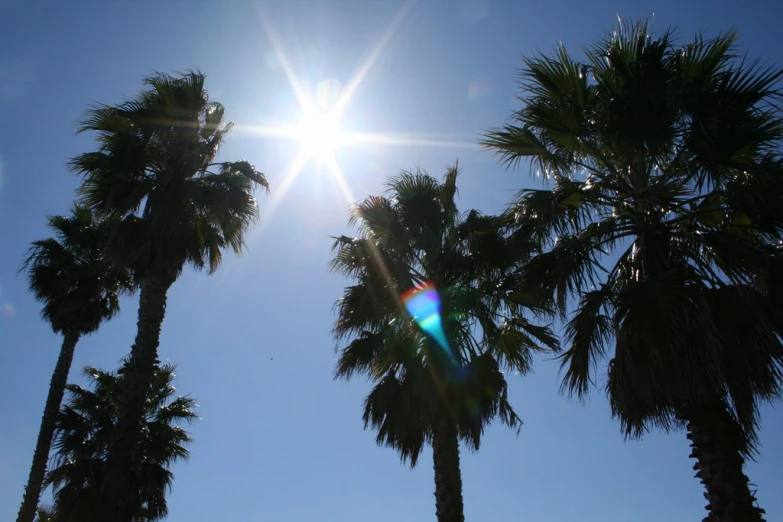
[331,167,558,522]
[483,20,783,521]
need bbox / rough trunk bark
[99,273,172,522]
[16,331,80,522]
[432,419,466,522]
[686,405,766,522]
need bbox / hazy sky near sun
[1,1,782,521]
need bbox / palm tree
[482,21,783,521]
[42,363,196,522]
[69,71,269,519]
[331,166,558,522]
[17,206,133,522]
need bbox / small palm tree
[17,206,133,522]
[69,71,269,518]
[331,167,558,522]
[483,21,783,521]
[43,363,196,522]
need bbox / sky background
[1,0,782,521]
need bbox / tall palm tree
[43,363,196,522]
[483,21,783,521]
[69,71,269,519]
[331,167,558,522]
[17,206,133,522]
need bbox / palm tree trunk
[100,273,173,522]
[432,418,465,522]
[686,404,766,522]
[16,331,80,522]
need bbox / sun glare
[294,107,344,161]
[250,0,475,226]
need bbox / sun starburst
[294,104,345,162]
[245,0,478,222]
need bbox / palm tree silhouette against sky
[17,206,133,522]
[331,167,558,522]
[483,21,783,521]
[69,71,268,520]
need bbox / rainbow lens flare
[0,287,12,318]
[467,80,493,101]
[402,282,455,361]
[1,303,14,318]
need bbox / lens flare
[1,303,15,318]
[402,282,455,362]
[468,81,493,101]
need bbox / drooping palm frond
[43,364,196,522]
[360,351,524,468]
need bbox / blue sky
[1,0,782,520]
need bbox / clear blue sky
[1,1,781,520]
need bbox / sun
[293,106,344,161]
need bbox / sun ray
[245,0,477,234]
[257,151,310,227]
[253,3,310,109]
[332,0,414,117]
[324,154,356,205]
[345,132,479,150]
[233,123,299,139]
[325,155,404,312]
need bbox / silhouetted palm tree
[17,206,132,522]
[331,166,558,522]
[69,71,268,519]
[44,364,196,522]
[483,21,783,521]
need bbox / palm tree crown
[70,70,269,281]
[44,364,197,522]
[331,166,558,522]
[484,17,783,442]
[23,205,132,335]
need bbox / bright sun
[294,108,344,161]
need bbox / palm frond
[559,290,614,398]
